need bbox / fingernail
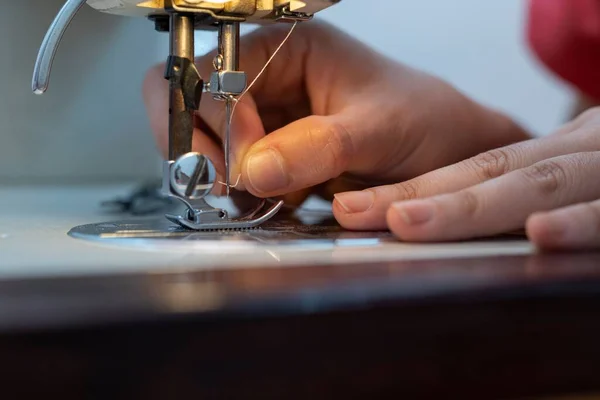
[246,149,289,194]
[334,191,375,214]
[393,201,435,225]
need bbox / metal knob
[170,152,216,200]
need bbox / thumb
[241,114,357,197]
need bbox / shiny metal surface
[162,152,285,230]
[32,0,88,94]
[168,13,195,161]
[68,213,394,246]
[217,22,243,196]
[165,198,285,230]
[170,153,216,199]
[161,15,274,229]
[219,22,240,72]
[224,97,233,195]
[86,0,340,20]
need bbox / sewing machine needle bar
[218,22,240,198]
[225,97,232,197]
[168,13,195,161]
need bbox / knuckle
[577,106,600,122]
[322,122,355,174]
[559,107,600,136]
[456,189,481,218]
[392,180,420,201]
[572,127,600,146]
[468,148,514,180]
[521,160,569,195]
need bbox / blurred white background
[0,0,574,183]
[0,0,164,183]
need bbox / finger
[554,105,600,135]
[195,114,221,147]
[334,132,600,231]
[386,152,600,241]
[317,175,372,202]
[241,114,360,197]
[191,127,225,175]
[278,175,370,209]
[196,21,388,189]
[259,103,313,134]
[195,94,267,191]
[145,21,387,196]
[527,200,600,250]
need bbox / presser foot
[164,152,283,231]
[165,198,284,231]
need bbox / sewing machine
[24,0,532,264]
[33,0,339,234]
[4,4,600,398]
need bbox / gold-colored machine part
[87,0,338,20]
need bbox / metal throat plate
[68,211,395,249]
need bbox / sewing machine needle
[225,96,232,197]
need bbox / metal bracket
[164,55,204,110]
[164,0,246,25]
[274,6,314,23]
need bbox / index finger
[387,152,600,241]
[333,134,593,230]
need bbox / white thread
[218,174,242,188]
[221,22,298,194]
[229,21,298,127]
[222,21,329,215]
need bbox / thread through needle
[224,96,233,197]
[223,22,298,196]
[218,22,336,216]
[218,174,242,188]
[229,21,298,125]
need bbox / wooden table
[2,252,600,399]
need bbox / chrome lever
[32,0,88,94]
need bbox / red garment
[528,0,600,100]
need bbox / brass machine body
[87,1,338,20]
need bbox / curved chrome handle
[32,0,88,94]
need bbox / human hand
[143,21,527,204]
[334,107,600,251]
